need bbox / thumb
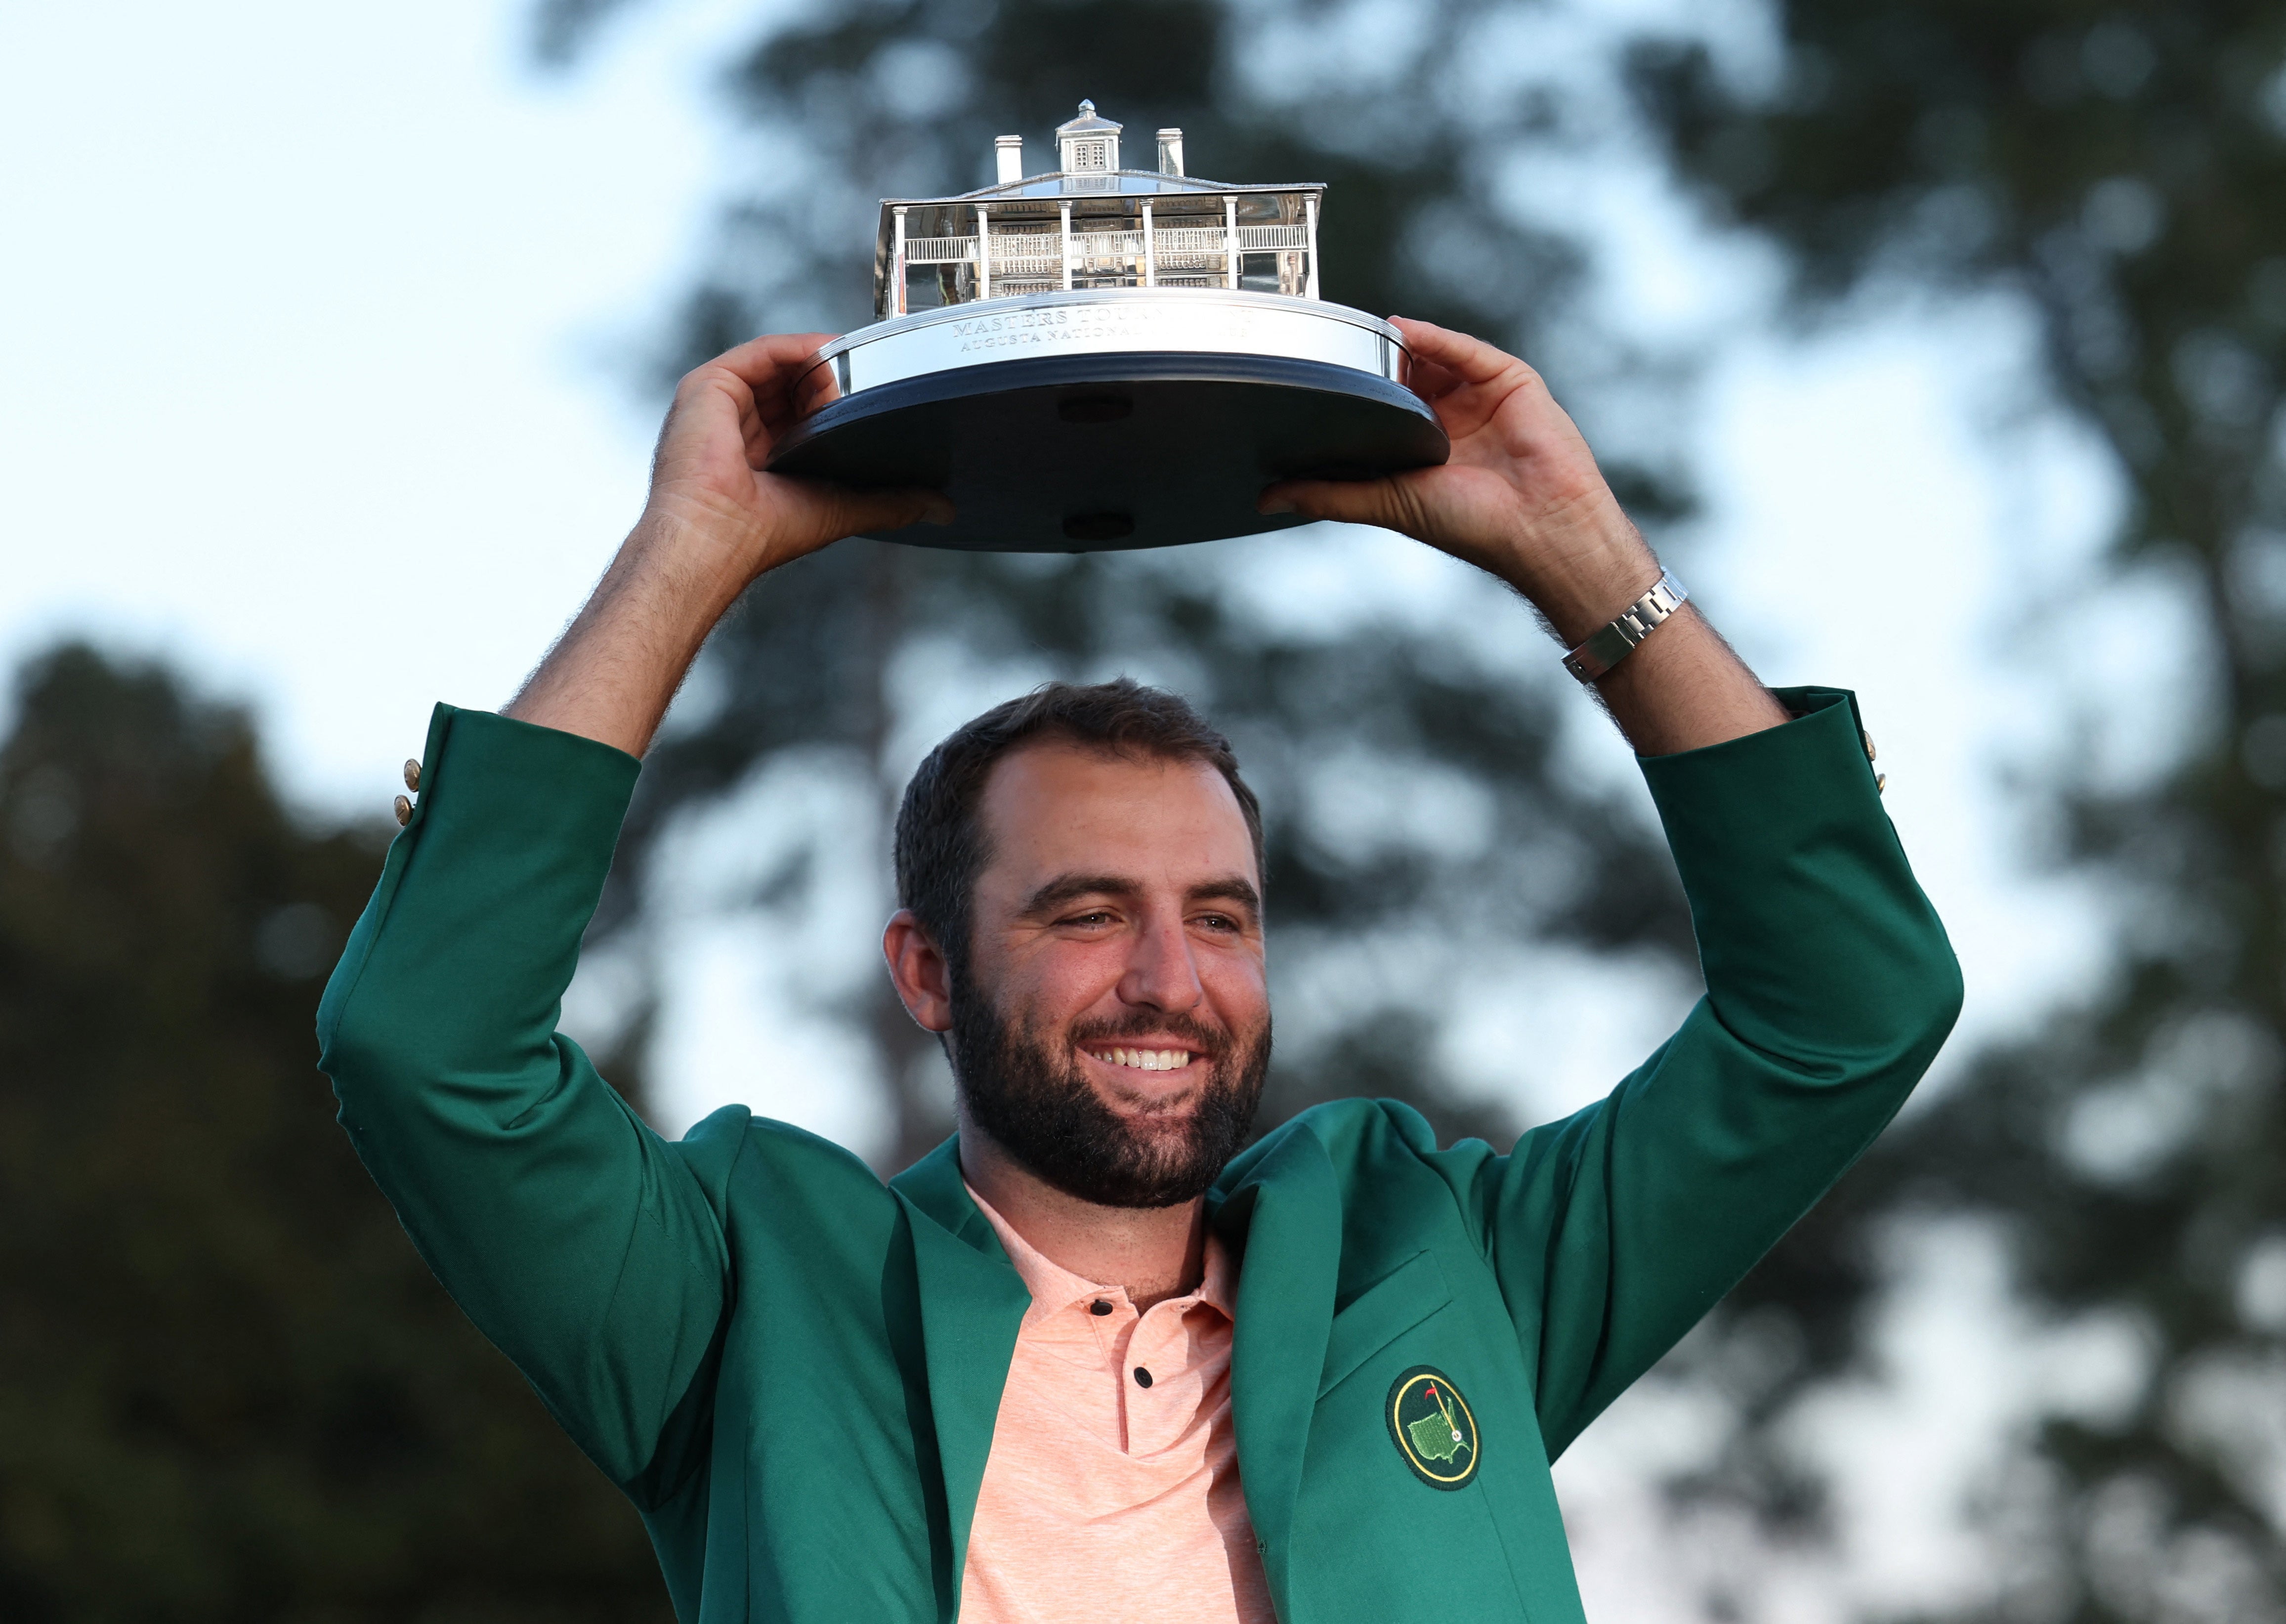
[807,483,956,542]
[1257,473,1427,534]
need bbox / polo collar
[963,1179,1237,1320]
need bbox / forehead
[974,740,1257,889]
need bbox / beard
[949,980,1271,1209]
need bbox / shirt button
[1134,1367,1153,1388]
[1090,1299,1112,1316]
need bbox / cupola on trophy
[768,101,1446,552]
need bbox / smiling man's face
[948,738,1272,1208]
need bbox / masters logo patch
[1386,1366,1480,1490]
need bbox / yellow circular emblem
[1386,1365,1480,1490]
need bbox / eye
[1060,909,1117,928]
[1194,912,1242,934]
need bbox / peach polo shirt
[960,1185,1273,1624]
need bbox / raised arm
[1477,692,1959,1454]
[1262,316,1789,757]
[1269,320,1960,1454]
[505,331,949,755]
[318,334,945,1496]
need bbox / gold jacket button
[1860,728,1877,764]
[393,794,413,827]
[1861,729,1885,791]
[403,758,422,792]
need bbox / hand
[643,332,953,592]
[500,333,951,758]
[1257,318,1657,643]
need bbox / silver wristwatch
[1561,572,1688,683]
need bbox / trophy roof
[888,172,1325,206]
[1055,99,1122,137]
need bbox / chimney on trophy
[994,134,1023,184]
[1157,129,1185,177]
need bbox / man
[319,320,1960,1624]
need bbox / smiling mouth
[1083,1046,1199,1073]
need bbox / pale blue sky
[1,0,754,809]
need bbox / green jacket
[318,687,1959,1624]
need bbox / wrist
[1483,498,1661,644]
[626,494,780,616]
[1560,572,1687,684]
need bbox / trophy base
[766,293,1447,552]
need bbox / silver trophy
[768,102,1448,551]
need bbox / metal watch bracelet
[1560,571,1689,683]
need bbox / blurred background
[1,0,2276,1617]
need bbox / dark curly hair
[892,679,1264,980]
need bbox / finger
[705,331,838,395]
[1389,316,1534,392]
[1401,351,1464,405]
[664,349,829,471]
[846,485,956,533]
[678,333,839,440]
[653,368,771,472]
[1257,474,1426,535]
[794,478,956,540]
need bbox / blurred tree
[1630,5,2286,1618]
[0,644,668,1623]
[542,0,1702,1172]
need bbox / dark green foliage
[0,645,668,1623]
[1632,5,2286,1614]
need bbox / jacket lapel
[890,1136,1032,1609]
[1214,1124,1343,1615]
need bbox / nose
[1116,909,1206,1014]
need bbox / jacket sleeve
[316,703,736,1500]
[1444,688,1962,1459]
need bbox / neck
[955,1111,1208,1311]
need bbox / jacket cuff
[1637,685,1873,801]
[317,705,641,1055]
[1636,687,1951,1068]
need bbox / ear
[882,908,955,1033]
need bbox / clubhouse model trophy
[767,102,1449,551]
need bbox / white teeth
[1093,1047,1192,1071]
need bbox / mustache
[1060,1009,1234,1060]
